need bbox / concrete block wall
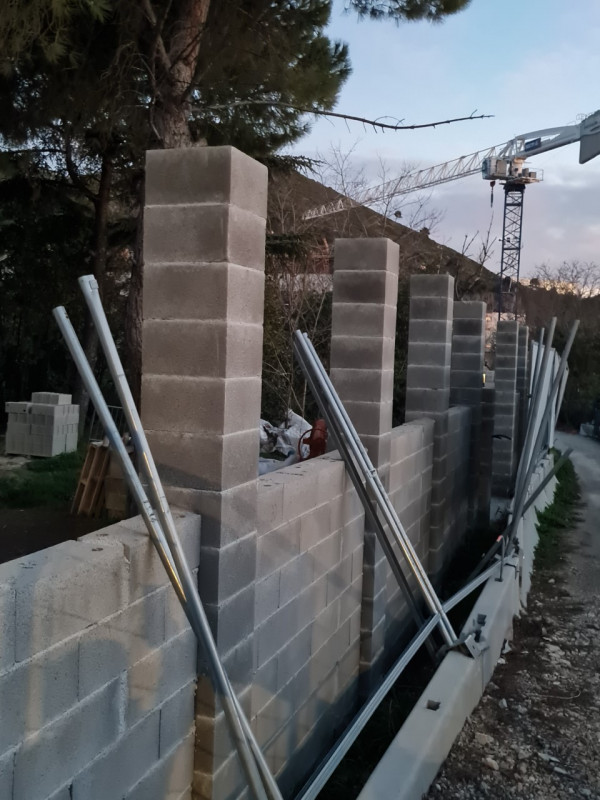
[405,274,473,579]
[492,321,520,496]
[0,511,201,800]
[384,419,434,651]
[450,302,486,526]
[251,454,364,796]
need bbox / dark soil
[0,507,108,564]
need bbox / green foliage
[534,452,580,570]
[0,449,85,509]
[349,0,471,21]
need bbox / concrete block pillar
[517,324,530,452]
[492,320,519,496]
[405,274,453,580]
[330,238,399,689]
[141,146,268,799]
[450,301,486,526]
[478,385,495,525]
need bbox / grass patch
[0,449,85,509]
[534,451,581,570]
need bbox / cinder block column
[142,146,267,800]
[405,274,453,580]
[517,324,530,453]
[450,301,486,526]
[492,320,519,496]
[330,238,398,690]
[478,385,495,525]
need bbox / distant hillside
[267,170,498,303]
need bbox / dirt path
[424,433,600,800]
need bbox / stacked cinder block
[0,511,200,800]
[517,325,530,452]
[385,418,434,654]
[450,301,486,526]
[478,385,496,525]
[142,145,267,800]
[5,393,78,457]
[443,406,471,550]
[253,455,364,796]
[492,321,520,496]
[405,274,454,579]
[329,238,398,691]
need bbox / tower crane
[304,110,600,312]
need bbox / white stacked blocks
[5,393,79,457]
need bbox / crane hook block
[490,180,496,207]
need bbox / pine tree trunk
[73,153,113,433]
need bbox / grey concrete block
[159,681,195,756]
[144,261,265,325]
[255,571,281,623]
[333,270,397,305]
[144,204,266,271]
[449,370,483,389]
[0,540,128,662]
[451,318,484,336]
[453,300,485,319]
[330,367,392,404]
[310,531,342,581]
[79,589,166,697]
[256,597,301,666]
[127,629,197,727]
[343,399,392,436]
[142,375,261,436]
[204,584,255,654]
[330,334,394,370]
[277,625,312,691]
[145,146,268,216]
[13,678,123,800]
[0,638,78,753]
[72,711,160,800]
[256,519,300,580]
[405,389,450,415]
[144,428,259,492]
[408,319,452,344]
[257,479,284,533]
[450,352,483,371]
[0,749,13,800]
[407,341,452,366]
[125,731,194,800]
[0,581,15,673]
[409,296,453,320]
[410,274,454,298]
[279,552,314,608]
[407,365,450,390]
[143,320,263,380]
[199,532,256,605]
[332,302,397,339]
[451,334,483,355]
[333,238,399,272]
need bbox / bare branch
[199,101,493,131]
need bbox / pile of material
[4,392,79,457]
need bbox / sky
[290,0,600,277]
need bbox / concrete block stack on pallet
[5,393,79,458]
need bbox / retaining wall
[0,512,200,800]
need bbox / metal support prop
[292,333,439,661]
[507,320,579,548]
[294,614,441,800]
[293,331,458,648]
[513,318,556,507]
[521,448,572,517]
[54,300,281,800]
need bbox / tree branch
[200,101,493,131]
